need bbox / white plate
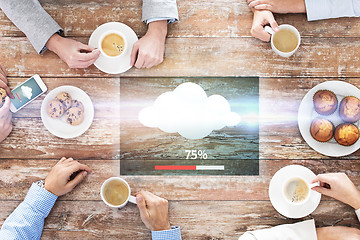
[89,22,138,74]
[269,165,321,219]
[41,86,94,139]
[298,81,360,157]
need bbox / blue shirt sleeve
[305,0,360,21]
[0,183,57,240]
[152,226,182,240]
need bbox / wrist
[152,223,171,231]
[46,33,62,54]
[147,21,168,41]
[349,190,360,210]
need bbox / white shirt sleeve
[305,0,360,21]
[355,208,360,222]
[238,219,317,240]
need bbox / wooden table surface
[1,0,360,239]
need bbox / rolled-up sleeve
[305,0,360,21]
[0,0,63,54]
[142,0,179,23]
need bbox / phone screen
[10,77,43,109]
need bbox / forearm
[0,183,57,240]
[305,0,360,21]
[0,0,62,53]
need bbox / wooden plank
[1,0,360,38]
[0,118,120,160]
[0,159,358,201]
[1,37,360,78]
[7,77,120,119]
[0,200,358,240]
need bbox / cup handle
[128,195,137,204]
[309,182,319,189]
[264,26,275,35]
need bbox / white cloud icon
[138,82,241,139]
[21,86,32,100]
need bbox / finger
[252,27,271,42]
[134,53,146,69]
[247,0,255,3]
[0,96,11,112]
[0,81,14,99]
[269,16,279,32]
[130,44,140,66]
[63,157,74,163]
[59,157,67,163]
[249,0,265,8]
[66,170,88,189]
[68,161,92,173]
[0,63,8,76]
[136,193,150,218]
[311,186,333,197]
[311,174,331,184]
[77,42,96,52]
[76,49,100,62]
[254,4,272,11]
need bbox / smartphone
[10,74,47,113]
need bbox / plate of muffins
[298,81,360,157]
[41,86,94,139]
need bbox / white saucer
[41,86,94,139]
[298,81,360,157]
[89,22,138,74]
[269,165,321,219]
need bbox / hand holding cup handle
[264,26,276,35]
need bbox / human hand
[248,0,306,13]
[0,97,12,143]
[136,191,171,231]
[131,20,168,69]
[44,157,92,196]
[0,63,14,99]
[46,34,100,69]
[312,173,360,209]
[251,10,279,42]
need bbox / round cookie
[0,88,6,105]
[56,92,72,110]
[71,100,84,112]
[47,99,65,119]
[65,107,84,126]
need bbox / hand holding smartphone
[10,74,47,113]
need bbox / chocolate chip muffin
[313,90,338,115]
[339,96,360,123]
[334,123,360,146]
[310,118,334,142]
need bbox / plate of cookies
[41,86,94,139]
[298,81,360,157]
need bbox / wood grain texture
[1,37,360,78]
[0,159,358,201]
[1,0,360,38]
[0,200,358,240]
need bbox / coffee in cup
[283,177,309,203]
[100,177,136,208]
[265,24,301,58]
[99,31,127,58]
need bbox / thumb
[269,18,279,32]
[77,42,95,52]
[1,96,11,111]
[312,186,332,197]
[136,194,148,216]
[130,43,140,66]
[66,171,88,190]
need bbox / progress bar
[155,165,225,170]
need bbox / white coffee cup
[265,24,301,58]
[282,176,318,205]
[100,177,137,208]
[98,30,127,59]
